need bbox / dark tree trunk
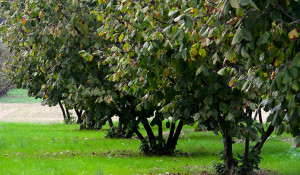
[158,120,163,148]
[75,108,83,124]
[121,125,127,134]
[66,109,71,123]
[258,109,263,124]
[132,126,145,142]
[166,122,176,148]
[58,101,67,124]
[223,129,234,170]
[108,117,115,132]
[253,125,275,152]
[117,120,123,134]
[170,120,184,149]
[141,120,155,147]
[242,138,250,174]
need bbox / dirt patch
[0,103,268,124]
[0,103,64,123]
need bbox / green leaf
[241,46,250,58]
[168,9,179,17]
[42,36,49,43]
[230,0,240,8]
[270,79,278,91]
[174,28,184,42]
[257,32,269,45]
[226,113,235,121]
[240,0,250,6]
[231,29,243,45]
[219,102,228,113]
[276,123,284,135]
[122,43,132,52]
[249,103,256,110]
[282,70,292,84]
[217,67,227,75]
[291,80,299,91]
[212,53,220,65]
[293,53,300,67]
[242,29,252,41]
[163,25,172,34]
[183,15,193,28]
[249,0,259,10]
[242,80,251,91]
[245,57,252,69]
[174,14,184,22]
[196,66,209,76]
[191,30,199,41]
[289,66,299,79]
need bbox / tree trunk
[65,109,71,123]
[170,120,184,149]
[253,125,274,152]
[158,120,163,148]
[242,138,250,174]
[141,120,155,147]
[258,109,263,124]
[58,101,67,124]
[223,129,234,170]
[121,125,127,134]
[117,120,122,134]
[132,126,145,142]
[108,117,115,132]
[75,108,83,124]
[166,122,176,148]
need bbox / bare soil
[0,103,269,124]
[0,103,64,123]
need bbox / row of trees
[0,0,299,174]
[0,41,12,98]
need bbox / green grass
[0,89,42,103]
[0,122,299,175]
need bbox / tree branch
[277,5,300,22]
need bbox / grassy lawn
[0,89,42,103]
[0,122,299,175]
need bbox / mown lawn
[0,89,42,103]
[0,122,299,175]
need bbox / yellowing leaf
[163,68,170,77]
[122,43,132,52]
[22,18,26,25]
[97,15,103,21]
[273,57,283,67]
[190,44,199,57]
[199,48,207,57]
[190,9,196,14]
[98,32,106,37]
[118,33,124,43]
[39,11,44,18]
[288,29,299,39]
[55,5,59,12]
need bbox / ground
[0,103,64,123]
[0,90,299,175]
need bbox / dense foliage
[0,42,12,98]
[0,0,299,174]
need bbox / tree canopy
[0,0,299,173]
